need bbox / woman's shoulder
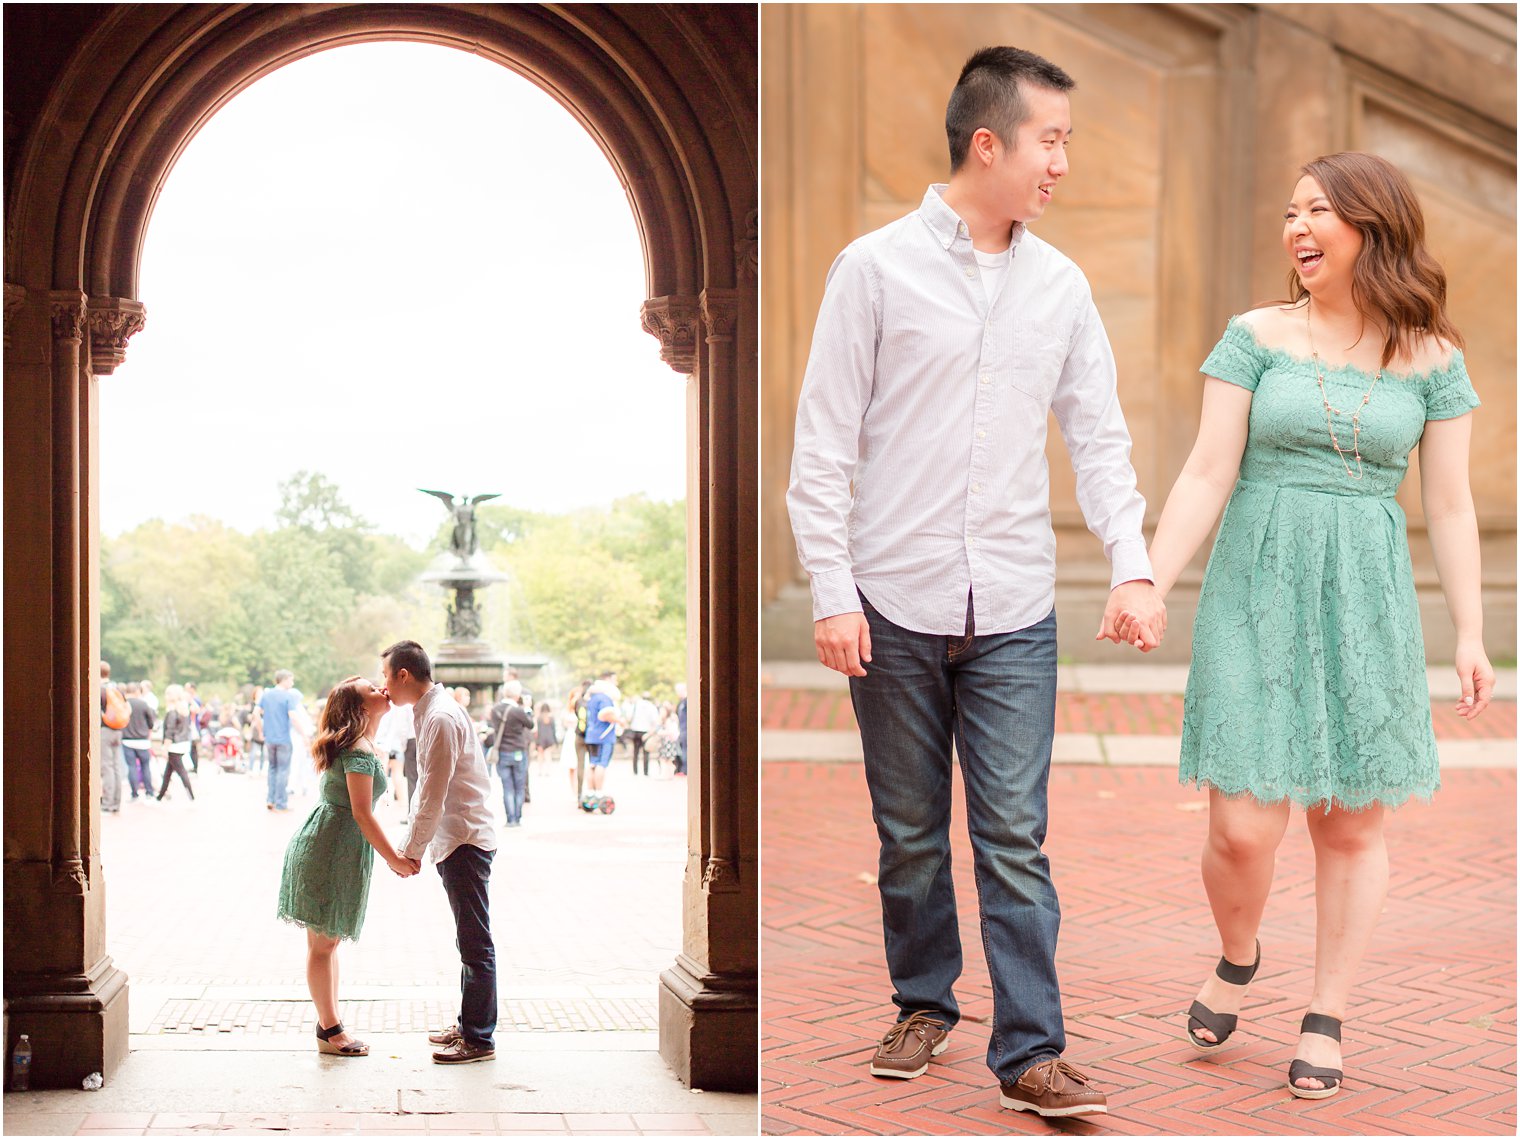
[1400,333,1461,378]
[1226,304,1300,343]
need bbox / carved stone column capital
[735,207,757,283]
[49,289,87,343]
[4,283,25,349]
[640,295,701,374]
[86,296,147,375]
[700,288,739,343]
[702,856,740,893]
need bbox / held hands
[815,611,872,677]
[1453,641,1495,720]
[1096,580,1167,653]
[389,848,422,878]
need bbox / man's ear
[971,127,999,169]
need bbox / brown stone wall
[761,3,1516,662]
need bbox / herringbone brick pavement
[762,690,1518,740]
[762,764,1516,1135]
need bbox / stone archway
[3,3,756,1091]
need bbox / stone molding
[49,289,87,343]
[700,288,739,342]
[640,295,702,374]
[736,207,758,282]
[702,855,740,893]
[85,296,147,375]
[3,282,24,348]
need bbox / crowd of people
[96,640,698,1067]
[98,660,690,828]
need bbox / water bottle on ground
[10,1034,31,1091]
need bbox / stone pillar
[642,289,758,1091]
[2,286,135,1088]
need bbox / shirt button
[968,538,977,547]
[977,430,986,439]
[964,267,975,278]
[972,483,981,493]
[980,374,990,384]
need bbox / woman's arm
[346,769,417,876]
[1418,413,1493,719]
[1144,378,1254,598]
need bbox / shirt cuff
[1109,540,1155,591]
[810,568,862,622]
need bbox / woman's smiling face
[1283,175,1364,295]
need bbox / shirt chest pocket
[1004,317,1068,402]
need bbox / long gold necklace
[1306,303,1380,481]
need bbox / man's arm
[786,245,878,624]
[786,246,881,674]
[1049,293,1165,649]
[402,713,456,860]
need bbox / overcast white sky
[101,42,686,546]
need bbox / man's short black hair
[946,46,1076,173]
[381,639,433,683]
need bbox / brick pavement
[4,751,756,1136]
[761,762,1517,1136]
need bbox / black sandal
[315,1020,369,1057]
[1185,939,1261,1052]
[1287,1013,1342,1099]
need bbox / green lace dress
[1179,316,1479,811]
[277,749,387,941]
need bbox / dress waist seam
[1236,478,1397,501]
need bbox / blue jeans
[495,750,526,824]
[437,844,497,1048]
[123,746,153,798]
[266,742,291,808]
[849,592,1062,1085]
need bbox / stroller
[214,726,245,772]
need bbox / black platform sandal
[315,1020,369,1057]
[1185,939,1261,1052]
[1287,1013,1342,1099]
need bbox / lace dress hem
[1179,771,1439,815]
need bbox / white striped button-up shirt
[402,683,497,865]
[787,184,1153,636]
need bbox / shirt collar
[413,682,443,719]
[919,184,1028,251]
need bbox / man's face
[381,661,415,705]
[990,84,1071,224]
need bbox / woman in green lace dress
[277,676,418,1056]
[1124,153,1495,1100]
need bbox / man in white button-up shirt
[787,46,1166,1119]
[381,639,500,1066]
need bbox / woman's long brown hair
[311,676,371,772]
[1286,152,1464,368]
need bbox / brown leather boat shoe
[868,1011,949,1079]
[427,1023,462,1046]
[432,1037,495,1064]
[999,1057,1108,1117]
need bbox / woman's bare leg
[306,929,357,1047]
[1292,804,1388,1089]
[1191,790,1293,1041]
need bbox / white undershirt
[975,245,1012,304]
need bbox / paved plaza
[5,748,755,1137]
[761,662,1517,1136]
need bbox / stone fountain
[418,489,548,716]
